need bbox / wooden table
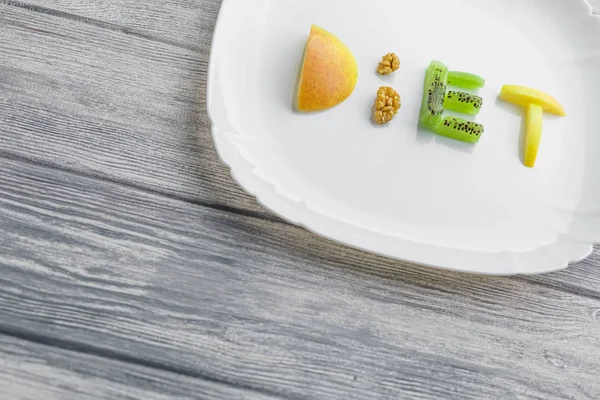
[1,1,599,399]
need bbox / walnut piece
[373,86,401,125]
[377,53,400,75]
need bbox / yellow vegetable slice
[498,85,566,168]
[524,104,543,168]
[499,85,566,116]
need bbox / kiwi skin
[419,61,448,130]
[444,91,483,115]
[435,117,484,143]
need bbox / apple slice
[296,25,358,112]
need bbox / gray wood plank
[0,3,269,218]
[1,157,599,400]
[14,0,222,51]
[0,334,280,400]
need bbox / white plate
[207,0,600,275]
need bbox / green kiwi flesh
[419,61,448,130]
[448,71,485,90]
[435,117,484,143]
[444,91,483,115]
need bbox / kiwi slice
[448,71,485,89]
[434,117,484,143]
[444,91,483,115]
[419,61,448,130]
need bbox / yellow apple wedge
[499,85,566,116]
[296,25,358,112]
[498,85,566,168]
[524,104,543,168]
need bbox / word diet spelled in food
[294,25,565,169]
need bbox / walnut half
[377,53,400,75]
[373,86,401,125]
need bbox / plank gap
[0,151,285,224]
[0,325,293,400]
[0,332,287,400]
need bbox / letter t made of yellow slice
[499,85,566,168]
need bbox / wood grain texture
[1,157,600,400]
[12,0,222,51]
[0,3,269,218]
[0,334,280,400]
